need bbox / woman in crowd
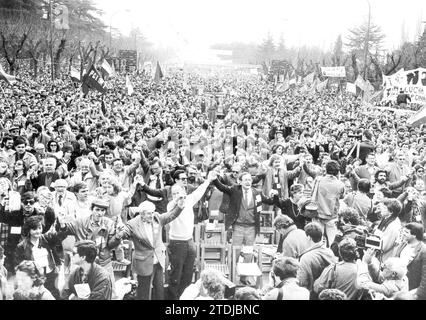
[15,215,67,299]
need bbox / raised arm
[158,197,185,225]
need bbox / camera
[354,234,382,250]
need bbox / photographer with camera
[314,238,368,300]
[331,207,368,258]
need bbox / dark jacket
[15,228,67,271]
[30,172,61,191]
[217,173,237,213]
[0,205,55,270]
[263,195,310,229]
[394,241,426,299]
[66,263,112,300]
[212,178,267,235]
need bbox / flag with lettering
[0,64,17,85]
[81,65,107,94]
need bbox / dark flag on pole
[81,65,107,95]
[154,61,163,83]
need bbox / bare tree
[0,11,33,74]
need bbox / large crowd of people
[0,64,425,301]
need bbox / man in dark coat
[65,240,113,300]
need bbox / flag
[53,4,69,30]
[126,75,134,95]
[355,75,367,91]
[70,67,80,83]
[0,64,17,85]
[407,106,426,127]
[346,82,357,94]
[81,65,107,94]
[362,80,375,101]
[154,61,163,83]
[100,59,115,79]
[316,79,328,92]
[304,72,315,85]
[369,89,383,103]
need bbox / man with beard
[0,136,16,169]
[0,191,55,272]
[371,169,411,197]
[27,124,51,149]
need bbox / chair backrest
[231,245,263,288]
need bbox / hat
[51,179,68,188]
[9,126,20,132]
[91,198,110,209]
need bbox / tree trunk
[54,39,67,79]
[351,53,359,81]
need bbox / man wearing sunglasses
[0,192,55,273]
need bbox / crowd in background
[0,66,425,300]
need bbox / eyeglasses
[418,170,424,173]
[24,200,35,205]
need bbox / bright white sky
[94,0,426,63]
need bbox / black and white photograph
[0,0,426,309]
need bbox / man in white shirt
[165,171,215,300]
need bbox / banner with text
[321,66,346,78]
[382,67,426,104]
